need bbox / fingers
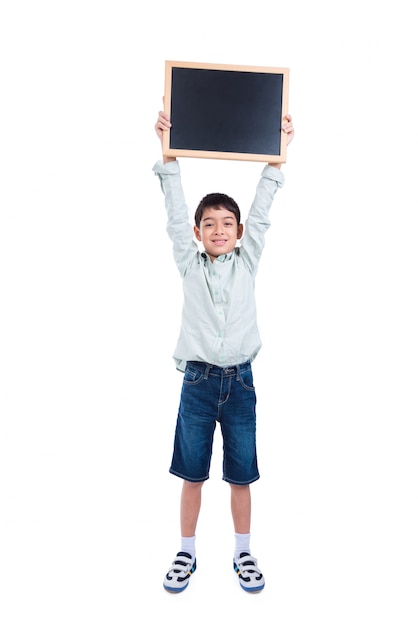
[155,110,171,135]
[282,113,294,144]
[282,113,293,133]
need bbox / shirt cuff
[261,164,285,187]
[152,160,180,176]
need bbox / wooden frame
[163,60,289,163]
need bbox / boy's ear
[194,225,202,241]
[237,224,244,240]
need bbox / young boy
[153,110,294,593]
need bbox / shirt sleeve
[153,160,197,276]
[239,164,285,275]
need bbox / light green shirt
[153,160,284,371]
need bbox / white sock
[234,532,251,559]
[180,535,196,560]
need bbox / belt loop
[204,363,211,379]
[236,363,241,381]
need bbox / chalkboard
[163,61,289,163]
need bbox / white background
[1,1,417,624]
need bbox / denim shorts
[169,360,260,485]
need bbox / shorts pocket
[238,368,255,392]
[183,365,205,385]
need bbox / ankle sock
[234,532,251,559]
[180,535,196,561]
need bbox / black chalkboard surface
[163,61,289,163]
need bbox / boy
[153,110,294,593]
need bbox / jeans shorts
[169,360,260,485]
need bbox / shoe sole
[163,582,189,593]
[240,583,265,593]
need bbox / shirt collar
[201,251,234,263]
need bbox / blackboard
[163,61,289,163]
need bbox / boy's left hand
[282,114,294,145]
[268,114,294,168]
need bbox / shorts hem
[222,474,260,485]
[169,468,210,482]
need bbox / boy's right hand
[155,110,176,163]
[155,110,171,143]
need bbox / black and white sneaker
[233,552,265,592]
[163,551,197,593]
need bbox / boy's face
[194,206,243,262]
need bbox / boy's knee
[183,480,204,489]
[230,483,250,493]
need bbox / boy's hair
[194,193,241,227]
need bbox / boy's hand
[155,110,176,163]
[282,113,294,145]
[268,113,294,169]
[155,110,171,142]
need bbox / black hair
[194,192,241,227]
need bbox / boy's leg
[163,480,203,593]
[181,480,204,536]
[230,483,251,533]
[230,483,265,593]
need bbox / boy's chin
[208,244,234,256]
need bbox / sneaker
[233,552,265,592]
[163,551,197,593]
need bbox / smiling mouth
[213,240,227,246]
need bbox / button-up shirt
[153,160,284,371]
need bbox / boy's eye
[203,221,234,228]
